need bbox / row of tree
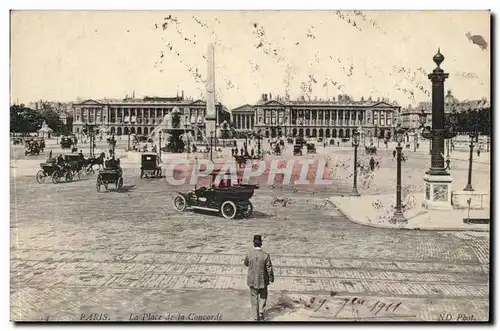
[445,108,491,135]
[10,104,71,135]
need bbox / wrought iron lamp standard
[463,132,478,191]
[351,130,361,196]
[209,130,214,161]
[158,132,162,159]
[390,123,407,224]
[110,134,116,158]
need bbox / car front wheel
[221,200,237,219]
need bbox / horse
[86,152,106,172]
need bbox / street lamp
[110,134,116,158]
[158,131,162,159]
[463,132,478,191]
[390,123,407,224]
[418,109,431,154]
[209,130,214,161]
[351,130,360,196]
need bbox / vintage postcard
[10,10,491,322]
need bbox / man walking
[244,235,274,321]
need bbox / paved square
[10,143,490,321]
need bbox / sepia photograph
[9,9,491,322]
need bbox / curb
[326,198,489,232]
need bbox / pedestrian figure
[477,149,481,158]
[369,157,375,171]
[337,141,340,146]
[445,158,451,170]
[240,147,244,156]
[417,143,420,149]
[392,150,397,159]
[48,150,52,160]
[244,235,274,321]
[251,148,254,157]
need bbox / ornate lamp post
[390,123,407,224]
[257,130,262,157]
[351,130,360,196]
[463,132,478,191]
[209,130,214,161]
[158,131,162,159]
[420,49,457,209]
[110,134,116,158]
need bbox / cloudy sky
[11,10,490,109]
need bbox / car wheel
[36,170,46,184]
[52,171,60,184]
[221,200,237,219]
[241,201,254,218]
[173,195,187,212]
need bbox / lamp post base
[351,188,360,197]
[389,210,407,224]
[463,184,474,192]
[423,174,453,210]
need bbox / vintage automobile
[295,136,307,145]
[173,168,258,220]
[140,153,162,179]
[36,161,58,184]
[307,143,317,153]
[64,154,87,176]
[60,137,74,149]
[293,144,303,156]
[96,158,123,192]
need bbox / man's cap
[253,235,262,241]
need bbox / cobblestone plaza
[10,139,490,321]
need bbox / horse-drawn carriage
[173,167,258,219]
[365,146,377,155]
[140,153,162,179]
[96,158,123,192]
[293,144,303,156]
[36,161,58,184]
[306,143,316,154]
[287,138,294,144]
[25,143,41,156]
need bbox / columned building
[72,95,228,136]
[231,104,255,133]
[252,94,400,139]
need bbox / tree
[41,109,65,134]
[10,105,44,133]
[166,111,185,153]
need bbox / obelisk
[205,43,217,139]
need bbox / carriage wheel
[65,171,73,182]
[220,200,237,219]
[96,177,103,192]
[52,171,60,184]
[86,166,95,175]
[173,195,187,212]
[241,201,254,218]
[36,170,46,184]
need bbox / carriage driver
[106,157,123,177]
[56,154,65,171]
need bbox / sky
[10,10,490,109]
